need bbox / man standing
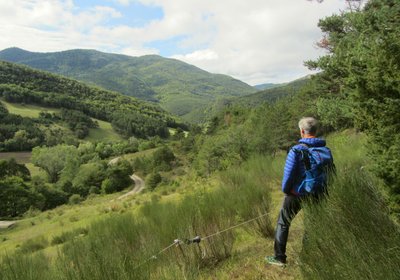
[266,117,334,266]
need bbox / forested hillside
[0,48,256,122]
[236,76,311,107]
[0,61,182,151]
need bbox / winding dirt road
[116,174,145,200]
[108,157,145,200]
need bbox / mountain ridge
[0,47,256,122]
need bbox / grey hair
[298,117,318,135]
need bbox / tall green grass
[300,131,400,279]
[0,252,53,280]
[300,167,400,279]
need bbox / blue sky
[74,0,164,28]
[0,0,349,85]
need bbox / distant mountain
[0,48,256,122]
[253,83,282,91]
[237,76,311,106]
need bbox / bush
[33,184,68,210]
[152,146,175,172]
[101,178,116,194]
[146,172,162,190]
[89,186,100,195]
[51,227,88,245]
[19,236,49,254]
[68,194,83,205]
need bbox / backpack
[294,145,334,195]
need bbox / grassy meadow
[86,119,124,142]
[1,101,60,118]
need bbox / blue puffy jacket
[282,138,327,195]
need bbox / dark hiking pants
[274,194,302,263]
[273,192,326,263]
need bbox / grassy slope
[199,130,368,279]
[86,119,124,142]
[0,100,123,142]
[0,131,370,279]
[0,147,166,255]
[0,150,301,279]
[0,193,122,255]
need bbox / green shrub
[51,227,88,245]
[88,186,100,195]
[69,194,83,205]
[19,236,49,254]
[101,178,116,194]
[146,172,162,190]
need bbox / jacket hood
[298,137,326,147]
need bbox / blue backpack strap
[293,143,311,170]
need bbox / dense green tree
[152,146,175,171]
[0,177,43,218]
[307,0,400,212]
[71,162,106,196]
[105,159,132,192]
[0,158,30,180]
[32,145,79,183]
[0,108,45,151]
[32,184,68,210]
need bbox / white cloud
[0,0,348,84]
[113,0,132,6]
[120,46,159,57]
[172,49,218,62]
[142,0,347,84]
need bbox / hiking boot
[265,256,286,267]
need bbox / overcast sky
[0,0,348,85]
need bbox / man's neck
[302,134,316,139]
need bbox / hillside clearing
[1,100,59,118]
[1,100,123,143]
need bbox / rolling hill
[0,48,256,122]
[237,75,312,106]
[0,60,181,151]
[253,83,281,91]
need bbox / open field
[1,100,59,118]
[0,152,32,164]
[86,119,124,142]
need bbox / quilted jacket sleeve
[282,149,299,194]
